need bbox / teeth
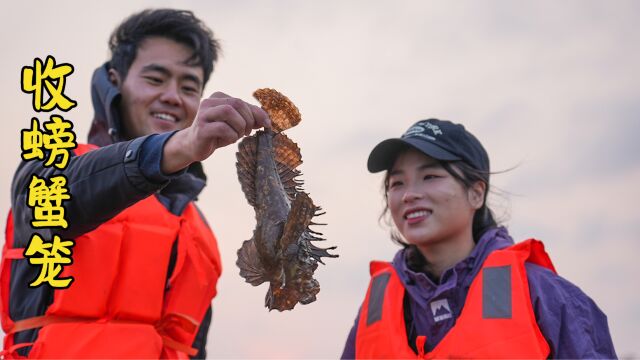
[406,210,429,219]
[153,113,177,122]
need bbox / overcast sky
[1,1,639,357]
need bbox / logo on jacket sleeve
[430,299,452,322]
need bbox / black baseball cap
[367,119,490,175]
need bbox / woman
[341,119,616,359]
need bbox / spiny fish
[235,88,337,311]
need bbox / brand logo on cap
[403,121,443,141]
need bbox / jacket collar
[392,227,515,309]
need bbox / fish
[235,88,337,311]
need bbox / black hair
[379,148,498,268]
[440,160,497,239]
[108,8,220,87]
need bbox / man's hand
[161,92,270,174]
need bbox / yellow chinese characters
[20,56,77,289]
[21,55,77,112]
[21,116,77,169]
[28,175,71,229]
[21,118,45,161]
[24,234,75,288]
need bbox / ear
[467,181,486,210]
[108,68,122,87]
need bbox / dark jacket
[9,63,212,358]
[341,227,617,359]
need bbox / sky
[1,0,639,358]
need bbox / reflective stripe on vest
[366,273,390,326]
[356,239,554,359]
[0,143,223,359]
[483,265,512,319]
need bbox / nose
[159,83,182,106]
[401,188,423,203]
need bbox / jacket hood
[86,62,208,211]
[88,62,124,146]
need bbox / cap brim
[367,137,461,173]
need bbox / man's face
[112,36,205,139]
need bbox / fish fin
[273,133,304,201]
[265,286,275,310]
[236,236,267,286]
[273,133,302,169]
[307,241,339,264]
[281,192,338,263]
[253,88,302,133]
[303,207,338,264]
[280,192,315,251]
[235,135,258,207]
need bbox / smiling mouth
[404,210,431,220]
[403,209,432,225]
[152,112,178,122]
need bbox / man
[2,9,269,358]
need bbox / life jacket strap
[161,335,198,357]
[8,313,199,356]
[0,341,33,359]
[9,315,84,333]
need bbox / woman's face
[386,149,483,248]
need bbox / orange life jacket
[355,239,556,359]
[0,143,222,359]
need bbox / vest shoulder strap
[489,239,556,274]
[369,260,391,276]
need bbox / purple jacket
[341,227,617,359]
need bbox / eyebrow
[389,161,441,176]
[141,64,202,88]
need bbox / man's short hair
[108,8,220,87]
